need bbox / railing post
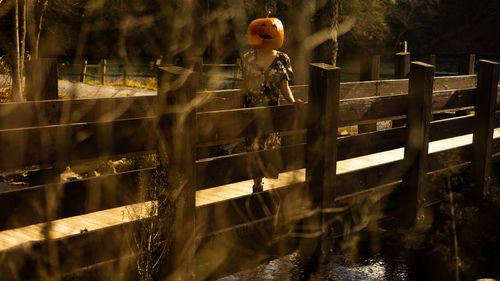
[401,62,435,227]
[301,63,340,269]
[471,60,500,198]
[394,41,410,79]
[156,60,199,280]
[25,58,58,101]
[232,58,241,89]
[122,58,128,86]
[80,60,87,83]
[423,54,436,67]
[359,55,380,133]
[459,54,475,75]
[100,59,107,84]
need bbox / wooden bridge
[0,56,499,280]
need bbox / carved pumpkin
[247,18,284,50]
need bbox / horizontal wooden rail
[339,88,475,126]
[0,96,156,130]
[196,104,308,144]
[196,144,305,190]
[338,114,477,160]
[0,168,154,231]
[0,118,156,172]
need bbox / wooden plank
[359,55,380,133]
[337,161,405,197]
[25,59,59,101]
[196,182,309,235]
[360,55,380,81]
[0,219,141,281]
[0,168,154,231]
[471,60,500,197]
[0,117,157,172]
[338,114,474,161]
[157,63,198,281]
[0,96,156,130]
[394,52,410,79]
[338,127,406,160]
[401,62,435,226]
[306,63,339,208]
[194,76,475,112]
[196,144,306,190]
[338,88,475,127]
[196,104,308,144]
[459,54,475,75]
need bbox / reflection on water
[217,252,410,281]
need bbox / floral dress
[241,50,293,153]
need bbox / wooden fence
[59,59,242,88]
[0,57,498,280]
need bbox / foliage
[339,0,396,56]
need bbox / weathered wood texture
[459,54,475,75]
[471,60,500,197]
[25,59,59,101]
[0,118,156,172]
[394,52,410,79]
[0,168,154,231]
[0,96,156,130]
[401,62,435,226]
[157,64,198,281]
[359,55,380,133]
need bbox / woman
[239,17,303,193]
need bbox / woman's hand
[293,98,305,107]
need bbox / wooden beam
[394,52,410,79]
[359,55,380,133]
[0,96,157,130]
[0,118,156,172]
[401,61,435,226]
[471,60,500,197]
[459,54,475,75]
[0,168,154,231]
[25,58,58,101]
[196,104,308,144]
[157,62,198,281]
[196,144,306,190]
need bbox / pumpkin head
[247,18,284,50]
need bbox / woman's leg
[252,177,263,193]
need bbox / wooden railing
[59,59,242,88]
[0,58,498,281]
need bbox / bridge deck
[1,129,499,251]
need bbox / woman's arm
[240,75,248,108]
[280,79,303,104]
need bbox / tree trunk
[256,0,266,17]
[313,0,340,66]
[34,0,48,59]
[12,0,23,102]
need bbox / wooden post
[232,58,241,89]
[459,54,475,75]
[423,54,436,66]
[471,60,500,198]
[301,63,339,269]
[80,60,87,82]
[401,61,435,227]
[155,59,200,281]
[100,59,107,84]
[358,55,380,133]
[25,58,58,101]
[122,58,128,86]
[393,42,411,128]
[394,42,410,79]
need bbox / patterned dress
[241,50,293,153]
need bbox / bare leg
[252,177,263,193]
